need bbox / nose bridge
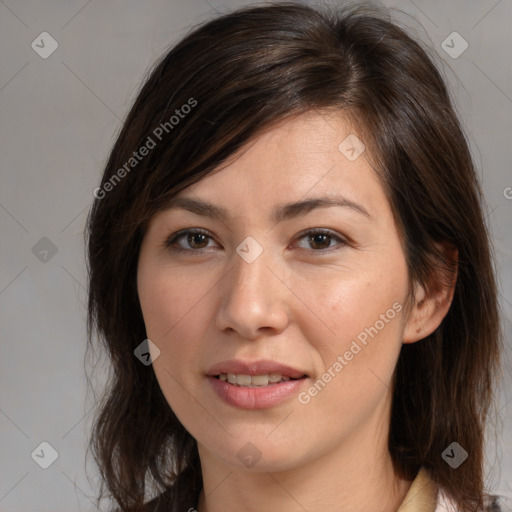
[216,237,288,338]
[232,241,271,298]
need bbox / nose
[215,245,289,340]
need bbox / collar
[397,467,439,512]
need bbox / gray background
[0,0,511,510]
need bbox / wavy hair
[85,2,502,511]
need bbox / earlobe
[402,282,431,344]
[402,243,458,344]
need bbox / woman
[85,3,506,511]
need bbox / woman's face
[137,111,417,473]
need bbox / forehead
[167,112,387,220]
[183,111,380,199]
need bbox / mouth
[207,359,309,382]
[207,362,310,409]
[212,373,307,388]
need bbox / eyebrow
[163,195,373,224]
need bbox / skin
[137,111,456,512]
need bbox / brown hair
[85,2,502,511]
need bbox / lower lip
[207,376,307,409]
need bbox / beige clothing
[397,467,439,512]
[397,467,481,512]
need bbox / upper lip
[207,359,308,379]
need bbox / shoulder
[436,487,512,512]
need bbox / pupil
[190,233,206,247]
[311,234,329,249]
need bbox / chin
[202,434,309,473]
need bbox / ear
[402,241,458,344]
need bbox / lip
[206,359,308,379]
[206,359,309,410]
[208,376,308,409]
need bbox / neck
[196,419,413,512]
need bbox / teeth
[218,373,293,387]
[236,374,252,386]
[251,374,269,386]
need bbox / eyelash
[163,228,348,255]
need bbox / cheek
[138,260,206,341]
[294,281,405,441]
[306,268,405,347]
[301,259,408,390]
[137,264,208,396]
[137,263,212,422]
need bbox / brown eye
[295,229,347,252]
[164,229,216,253]
[164,227,347,255]
[308,232,331,250]
[186,232,209,249]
